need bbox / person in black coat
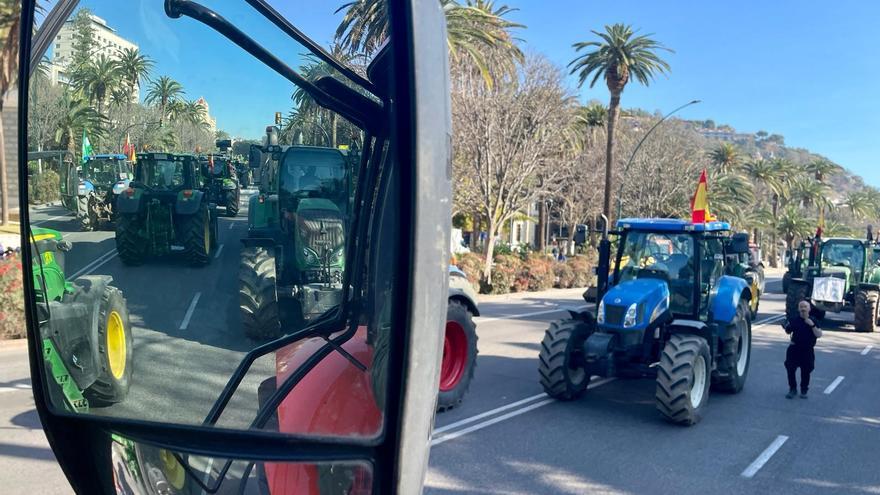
[784,300,823,398]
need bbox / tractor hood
[822,266,851,280]
[598,278,670,330]
[296,197,340,213]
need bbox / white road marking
[741,435,789,478]
[0,383,32,393]
[431,378,615,445]
[179,292,202,331]
[753,314,785,327]
[824,376,844,395]
[861,345,873,356]
[228,222,234,230]
[477,305,589,324]
[214,244,225,259]
[68,249,118,279]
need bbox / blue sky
[53,1,880,186]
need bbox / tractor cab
[82,154,131,194]
[134,153,199,194]
[198,153,241,216]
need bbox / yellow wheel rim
[159,449,186,490]
[107,310,126,380]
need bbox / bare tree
[554,126,605,251]
[452,55,571,282]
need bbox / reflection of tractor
[785,234,880,332]
[783,241,808,293]
[239,128,351,340]
[26,150,77,211]
[76,154,133,231]
[727,237,764,319]
[538,218,752,425]
[199,153,240,217]
[115,153,219,266]
[30,227,132,411]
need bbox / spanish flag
[124,133,136,164]
[691,169,716,223]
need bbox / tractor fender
[711,275,750,325]
[240,236,275,249]
[115,188,143,214]
[448,291,480,317]
[666,319,711,343]
[858,282,880,292]
[174,190,205,216]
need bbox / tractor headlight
[597,300,605,324]
[303,247,319,265]
[111,181,127,195]
[333,246,345,263]
[77,184,88,195]
[623,303,638,328]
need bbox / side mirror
[729,233,750,255]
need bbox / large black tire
[782,271,792,294]
[209,209,219,249]
[437,300,478,412]
[538,318,592,400]
[115,214,146,265]
[655,334,711,426]
[854,289,879,333]
[239,246,280,340]
[713,300,752,393]
[182,207,211,266]
[786,282,810,322]
[84,286,133,406]
[78,196,97,232]
[225,190,239,217]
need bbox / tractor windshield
[617,231,696,315]
[141,158,186,190]
[84,158,126,185]
[279,147,349,209]
[821,240,864,282]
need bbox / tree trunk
[0,111,7,226]
[604,92,621,220]
[331,113,338,148]
[483,219,497,285]
[536,200,545,251]
[770,194,779,268]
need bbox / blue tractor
[538,218,753,426]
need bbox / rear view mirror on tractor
[18,0,451,493]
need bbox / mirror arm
[164,0,380,131]
[242,0,378,95]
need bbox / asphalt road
[4,211,880,495]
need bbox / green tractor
[239,128,351,340]
[30,227,133,412]
[786,233,880,332]
[199,152,240,217]
[115,153,219,266]
[726,236,764,319]
[783,241,808,293]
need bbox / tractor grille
[297,210,344,252]
[604,305,626,326]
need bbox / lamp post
[615,99,701,220]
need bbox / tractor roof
[821,237,865,244]
[86,154,126,160]
[136,152,197,161]
[617,218,731,233]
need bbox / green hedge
[29,171,61,205]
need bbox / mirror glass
[26,0,394,438]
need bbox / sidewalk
[475,287,586,304]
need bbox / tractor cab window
[821,240,865,282]
[280,148,348,201]
[84,158,124,184]
[141,158,186,190]
[617,232,695,315]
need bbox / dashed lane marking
[179,292,202,331]
[214,244,225,259]
[824,376,844,395]
[741,435,789,478]
[861,345,873,356]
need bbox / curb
[475,287,586,303]
[0,338,29,351]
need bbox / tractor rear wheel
[437,300,478,412]
[782,272,792,293]
[183,207,211,266]
[538,319,592,400]
[786,282,810,322]
[655,334,711,426]
[239,246,281,340]
[854,289,879,333]
[225,190,239,217]
[115,214,146,265]
[78,196,97,231]
[84,286,133,406]
[713,300,752,393]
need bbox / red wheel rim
[439,320,468,392]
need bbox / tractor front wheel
[655,334,711,426]
[239,246,281,340]
[538,319,592,400]
[854,289,879,333]
[713,300,752,393]
[115,214,146,265]
[786,282,810,322]
[183,207,212,266]
[226,190,239,217]
[78,196,97,232]
[84,286,133,406]
[437,300,478,412]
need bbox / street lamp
[615,99,701,220]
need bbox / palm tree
[774,204,814,252]
[712,171,755,229]
[144,76,185,124]
[114,47,153,99]
[789,174,829,211]
[54,95,106,158]
[708,143,741,174]
[804,158,841,183]
[71,54,121,114]
[568,23,672,219]
[743,158,793,267]
[335,0,523,88]
[840,190,873,220]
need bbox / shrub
[489,254,522,294]
[0,254,25,340]
[522,254,555,291]
[567,255,595,288]
[554,261,577,288]
[29,170,61,205]
[454,252,483,292]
